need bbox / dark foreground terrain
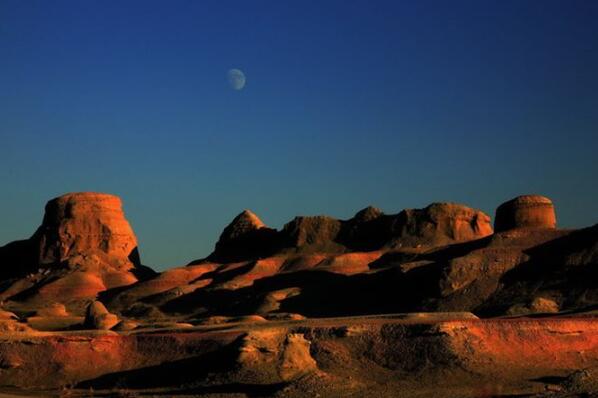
[0,314,597,397]
[0,192,596,396]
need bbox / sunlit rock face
[34,192,139,269]
[205,203,494,262]
[494,195,556,232]
[390,203,493,247]
[84,300,119,330]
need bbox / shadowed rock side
[102,196,598,322]
[210,210,282,263]
[388,202,493,248]
[494,194,556,232]
[100,194,597,325]
[197,202,493,264]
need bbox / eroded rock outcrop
[2,192,595,327]
[210,210,280,262]
[494,195,556,232]
[205,202,493,263]
[281,216,344,252]
[84,301,119,330]
[339,206,391,250]
[34,192,139,269]
[391,203,493,247]
[0,193,153,311]
[237,329,317,382]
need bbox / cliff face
[34,192,140,269]
[210,210,281,263]
[494,195,556,232]
[0,193,152,310]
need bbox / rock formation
[237,329,318,383]
[84,301,119,330]
[0,192,596,396]
[281,216,344,251]
[390,203,493,247]
[494,195,556,232]
[1,192,596,326]
[206,202,493,262]
[34,192,140,269]
[0,193,153,310]
[339,206,390,250]
[210,210,280,262]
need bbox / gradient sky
[1,1,597,270]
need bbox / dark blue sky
[1,1,597,270]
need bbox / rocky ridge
[0,193,595,328]
[0,192,596,396]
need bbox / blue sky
[1,1,597,270]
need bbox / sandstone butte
[0,192,596,397]
[37,192,139,267]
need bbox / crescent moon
[228,69,246,90]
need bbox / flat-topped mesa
[494,195,556,232]
[211,210,280,262]
[34,192,139,269]
[390,203,493,247]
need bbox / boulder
[529,297,560,313]
[507,297,560,316]
[84,301,119,330]
[494,195,556,232]
[111,320,139,331]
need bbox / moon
[228,68,246,90]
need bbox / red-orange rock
[0,193,153,309]
[36,303,69,317]
[35,192,139,268]
[340,206,391,251]
[392,203,493,247]
[84,301,119,330]
[282,216,343,250]
[218,210,266,241]
[211,210,280,262]
[494,195,556,232]
[314,251,384,275]
[352,206,384,223]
